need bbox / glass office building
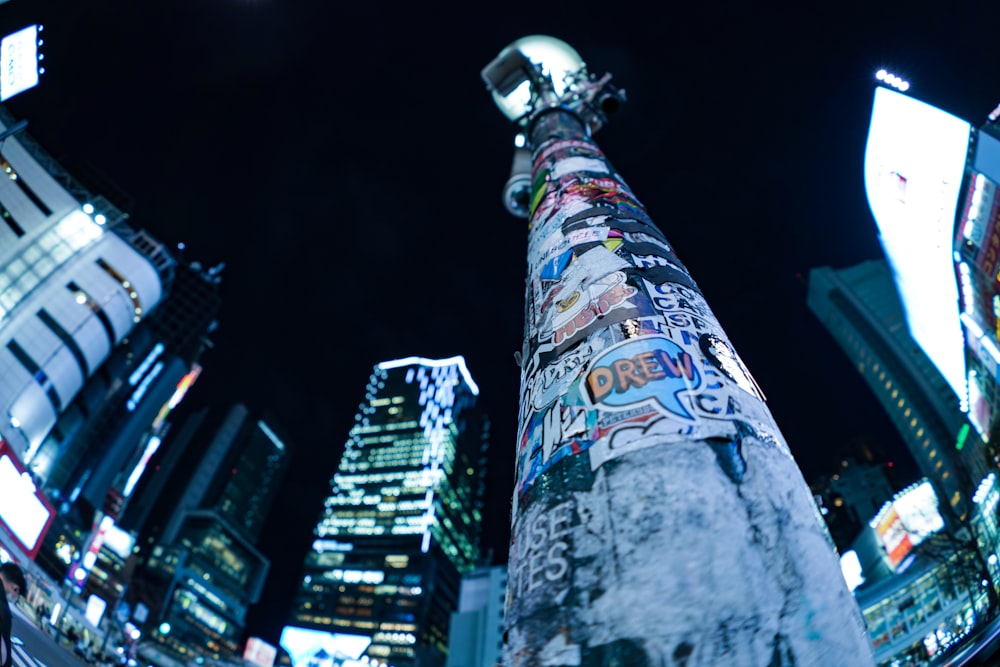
[133,404,290,665]
[287,356,490,667]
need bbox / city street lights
[482,36,876,666]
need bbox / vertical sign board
[0,439,55,559]
[875,507,913,570]
[0,25,40,102]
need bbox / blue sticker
[540,248,574,281]
[583,336,701,421]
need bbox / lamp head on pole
[482,36,626,217]
[481,35,625,133]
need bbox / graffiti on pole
[507,131,874,666]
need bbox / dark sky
[4,0,1000,646]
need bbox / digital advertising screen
[864,85,972,402]
[279,626,372,667]
[870,480,945,570]
[244,637,278,667]
[0,439,55,559]
[875,505,913,569]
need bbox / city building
[31,255,222,597]
[809,83,1000,666]
[284,356,490,667]
[857,542,984,666]
[0,102,220,580]
[129,403,291,666]
[808,259,977,526]
[836,479,990,666]
[444,564,506,667]
[954,116,1000,490]
[0,103,168,471]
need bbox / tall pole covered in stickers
[481,36,875,666]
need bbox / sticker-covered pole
[484,38,876,667]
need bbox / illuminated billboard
[869,479,945,570]
[0,439,55,559]
[100,520,136,559]
[959,174,1000,291]
[864,86,972,402]
[279,626,372,667]
[244,637,278,667]
[0,25,42,102]
[875,506,912,569]
[968,372,992,442]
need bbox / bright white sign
[279,626,371,667]
[85,595,107,627]
[839,550,865,592]
[0,25,40,102]
[864,86,971,402]
[0,453,51,552]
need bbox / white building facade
[0,112,165,462]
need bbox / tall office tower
[444,565,506,667]
[807,260,973,529]
[0,105,177,569]
[129,403,290,666]
[285,356,489,667]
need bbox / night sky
[3,0,1000,646]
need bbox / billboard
[959,174,1000,282]
[0,439,55,559]
[968,372,992,442]
[279,626,372,667]
[870,479,945,570]
[0,25,41,102]
[244,637,278,667]
[874,505,913,569]
[864,85,972,402]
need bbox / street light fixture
[483,36,876,666]
[482,35,625,218]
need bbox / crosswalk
[11,636,49,667]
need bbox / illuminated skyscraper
[807,260,972,525]
[286,356,490,667]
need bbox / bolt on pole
[482,36,875,666]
